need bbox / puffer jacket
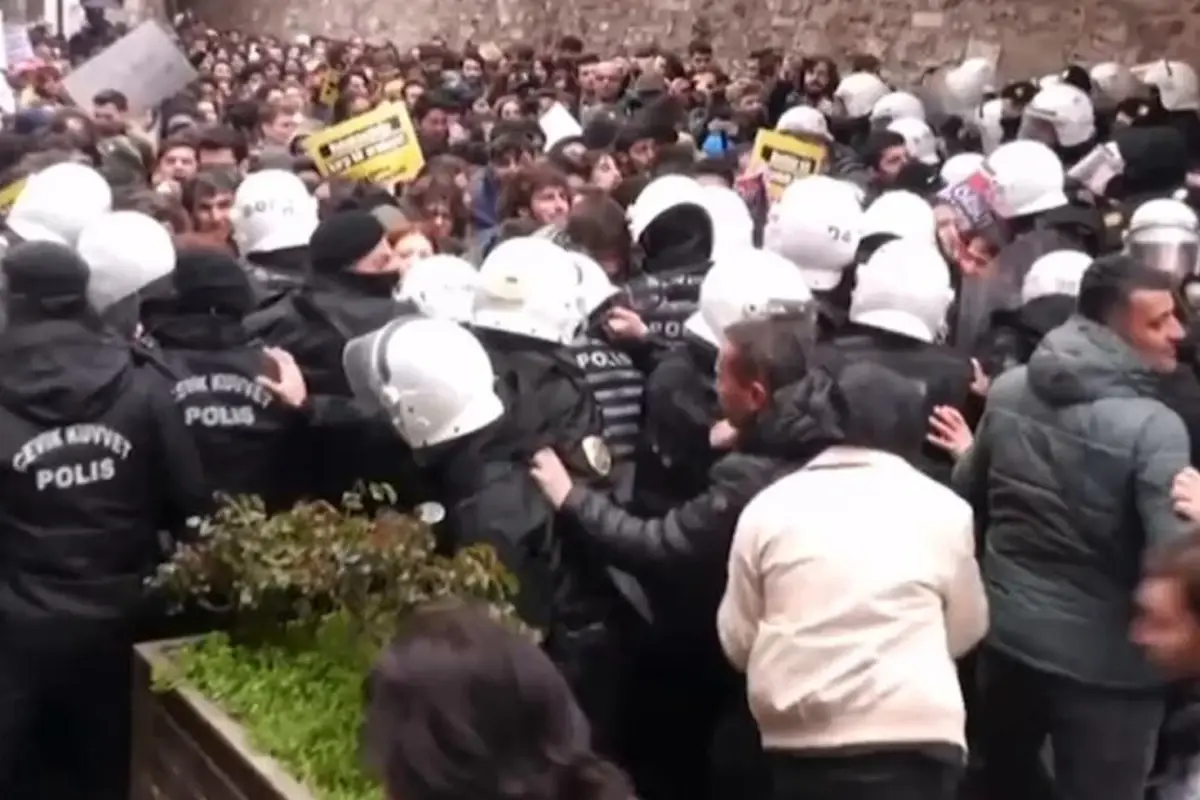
[559,370,846,642]
[953,315,1192,688]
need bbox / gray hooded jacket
[953,315,1191,688]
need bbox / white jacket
[717,445,988,753]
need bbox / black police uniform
[246,215,428,505]
[632,335,720,516]
[470,325,648,756]
[0,243,208,800]
[565,331,649,502]
[149,248,307,509]
[245,245,310,307]
[624,203,713,340]
[822,323,974,485]
[151,316,305,507]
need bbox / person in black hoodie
[0,242,208,800]
[247,210,427,506]
[148,247,307,510]
[529,314,845,800]
[621,173,715,340]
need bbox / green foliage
[151,488,524,799]
[173,616,382,800]
[148,486,521,642]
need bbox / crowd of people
[3,7,1200,800]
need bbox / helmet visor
[1127,231,1200,284]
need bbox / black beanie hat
[309,211,387,275]
[172,247,255,316]
[3,241,89,301]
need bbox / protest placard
[751,129,830,204]
[305,102,425,186]
[63,20,197,114]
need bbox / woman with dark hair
[364,605,631,800]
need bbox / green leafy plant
[173,618,383,800]
[149,488,523,799]
[149,485,521,641]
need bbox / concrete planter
[131,640,318,800]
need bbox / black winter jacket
[0,315,209,622]
[558,370,846,641]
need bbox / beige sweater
[717,446,988,753]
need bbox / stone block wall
[180,0,1195,81]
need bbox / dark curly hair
[363,605,631,800]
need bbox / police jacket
[822,323,973,485]
[0,314,209,621]
[974,295,1077,379]
[472,327,649,627]
[559,370,845,644]
[147,311,307,510]
[247,272,427,505]
[633,335,720,516]
[245,246,309,308]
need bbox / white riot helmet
[473,237,582,344]
[763,175,863,291]
[342,316,504,449]
[850,238,953,343]
[396,255,479,323]
[698,184,754,256]
[974,98,1005,154]
[775,105,832,140]
[983,141,1068,219]
[626,173,709,242]
[77,211,175,315]
[1089,62,1142,109]
[1137,60,1200,112]
[9,162,112,246]
[834,72,890,119]
[693,246,814,349]
[1125,198,1200,282]
[861,190,937,247]
[941,153,985,186]
[943,58,996,115]
[568,251,620,319]
[231,169,319,255]
[1020,84,1096,148]
[1021,249,1093,304]
[887,117,939,165]
[871,91,925,123]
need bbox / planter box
[131,640,317,800]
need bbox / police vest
[567,337,645,462]
[623,267,706,340]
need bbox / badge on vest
[581,435,612,477]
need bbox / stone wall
[177,0,1198,81]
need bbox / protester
[3,12,1200,800]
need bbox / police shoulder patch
[581,435,612,477]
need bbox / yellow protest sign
[317,69,341,108]
[751,129,829,204]
[0,178,27,215]
[305,102,425,186]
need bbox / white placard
[63,20,197,114]
[538,103,583,152]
